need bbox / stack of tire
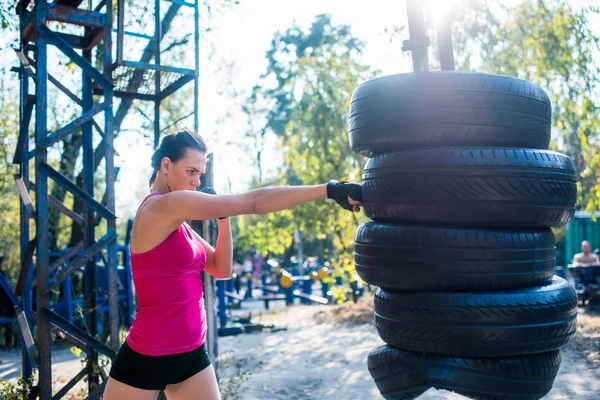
[349,72,578,400]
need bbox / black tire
[349,72,551,157]
[374,276,577,357]
[362,148,576,228]
[354,222,556,291]
[368,345,560,400]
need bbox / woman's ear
[161,157,171,174]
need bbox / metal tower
[7,0,203,398]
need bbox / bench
[224,291,245,302]
[257,294,286,310]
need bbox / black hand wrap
[326,180,363,211]
[200,187,226,219]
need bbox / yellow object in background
[317,267,329,280]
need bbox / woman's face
[163,149,207,191]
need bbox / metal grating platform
[112,65,183,95]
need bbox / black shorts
[109,341,212,390]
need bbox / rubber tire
[374,276,577,358]
[362,148,576,228]
[368,345,561,400]
[348,72,551,157]
[354,222,556,291]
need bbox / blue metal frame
[5,1,202,397]
[41,102,108,148]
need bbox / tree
[447,0,600,214]
[0,71,21,280]
[0,0,240,279]
[233,14,375,287]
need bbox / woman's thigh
[164,364,221,400]
[103,376,160,400]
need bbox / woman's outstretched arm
[151,182,361,223]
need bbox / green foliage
[0,3,16,40]
[449,0,600,216]
[234,14,374,281]
[0,1,241,281]
[0,369,38,400]
[0,73,21,281]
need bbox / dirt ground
[1,296,599,399]
[216,297,600,400]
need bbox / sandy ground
[1,297,599,399]
[216,300,600,400]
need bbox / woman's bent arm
[210,218,233,278]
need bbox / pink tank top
[126,192,208,356]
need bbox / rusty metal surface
[34,2,53,397]
[48,5,104,28]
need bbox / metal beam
[40,25,113,89]
[118,60,195,76]
[116,0,125,64]
[0,272,20,307]
[18,30,34,383]
[43,233,117,295]
[41,162,116,221]
[16,0,32,15]
[26,54,106,135]
[14,175,36,215]
[52,368,87,400]
[154,0,162,149]
[164,0,195,7]
[113,28,154,41]
[47,5,105,28]
[41,102,107,149]
[49,194,85,226]
[21,9,37,43]
[15,238,37,297]
[82,35,101,393]
[160,74,194,100]
[12,94,34,164]
[52,326,94,354]
[94,167,120,227]
[34,1,53,394]
[44,308,116,359]
[54,32,87,50]
[86,381,108,400]
[403,0,430,72]
[27,54,81,104]
[102,0,120,350]
[15,51,37,81]
[49,241,85,272]
[27,180,86,226]
[94,0,107,12]
[15,306,39,367]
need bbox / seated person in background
[573,240,600,267]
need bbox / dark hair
[149,129,207,187]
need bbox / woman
[103,129,362,399]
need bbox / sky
[2,0,597,218]
[113,0,423,217]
